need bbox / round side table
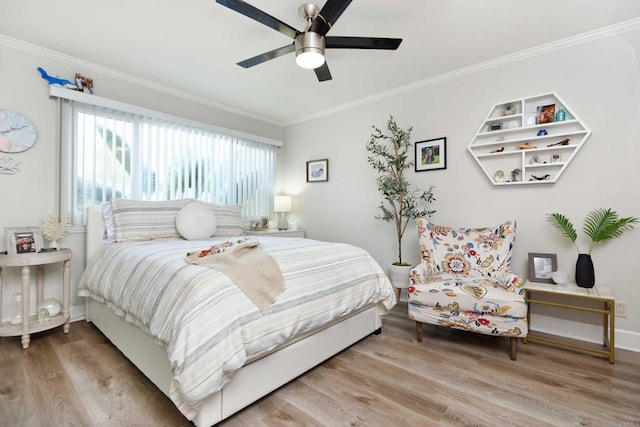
[0,248,72,348]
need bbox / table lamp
[274,196,292,230]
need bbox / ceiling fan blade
[216,0,299,39]
[326,36,402,50]
[314,62,332,82]
[311,0,353,35]
[237,43,295,68]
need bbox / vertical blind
[63,101,276,225]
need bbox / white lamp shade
[274,196,292,212]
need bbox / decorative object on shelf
[529,174,550,181]
[0,110,38,153]
[550,270,569,285]
[306,159,328,182]
[415,137,447,172]
[366,115,435,274]
[518,143,536,149]
[493,170,505,183]
[536,104,555,124]
[74,73,94,94]
[37,67,77,88]
[37,298,62,322]
[528,253,558,284]
[502,102,516,116]
[10,292,22,325]
[509,168,521,182]
[555,108,567,122]
[525,113,536,126]
[0,157,21,174]
[546,208,639,288]
[547,138,570,147]
[41,213,68,250]
[551,154,561,163]
[274,195,292,230]
[469,93,590,186]
[531,155,540,164]
[489,123,503,131]
[4,226,43,256]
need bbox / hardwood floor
[1,303,639,426]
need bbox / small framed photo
[489,123,503,132]
[415,137,447,172]
[551,153,561,163]
[5,226,43,256]
[528,252,558,283]
[536,104,555,124]
[306,159,328,182]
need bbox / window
[56,90,278,225]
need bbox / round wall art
[0,109,38,153]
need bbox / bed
[80,203,395,426]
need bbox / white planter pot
[388,264,412,289]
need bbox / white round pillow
[176,202,217,240]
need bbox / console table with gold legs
[0,249,72,349]
[524,281,615,363]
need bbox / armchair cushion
[407,272,527,318]
[417,219,523,293]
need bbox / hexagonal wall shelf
[468,92,590,185]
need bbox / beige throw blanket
[185,238,285,313]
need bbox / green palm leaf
[547,212,578,244]
[584,208,639,253]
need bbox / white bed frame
[84,206,386,426]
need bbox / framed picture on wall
[5,226,43,256]
[306,159,328,182]
[415,137,446,172]
[528,252,557,283]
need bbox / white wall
[0,41,283,322]
[281,30,640,350]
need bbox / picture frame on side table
[306,159,329,182]
[5,226,43,256]
[528,252,558,283]
[415,137,447,172]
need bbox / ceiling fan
[215,0,402,82]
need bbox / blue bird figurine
[37,67,76,88]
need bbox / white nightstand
[246,229,305,238]
[0,248,72,349]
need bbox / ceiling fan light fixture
[296,50,325,69]
[295,32,325,69]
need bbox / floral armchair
[408,219,528,360]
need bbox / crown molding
[0,33,282,127]
[4,16,640,129]
[284,17,640,127]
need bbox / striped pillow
[101,202,117,244]
[111,199,191,242]
[204,203,245,236]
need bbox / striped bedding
[79,236,395,420]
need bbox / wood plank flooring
[1,302,639,426]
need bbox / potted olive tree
[547,208,638,287]
[366,116,435,291]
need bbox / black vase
[575,254,595,288]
